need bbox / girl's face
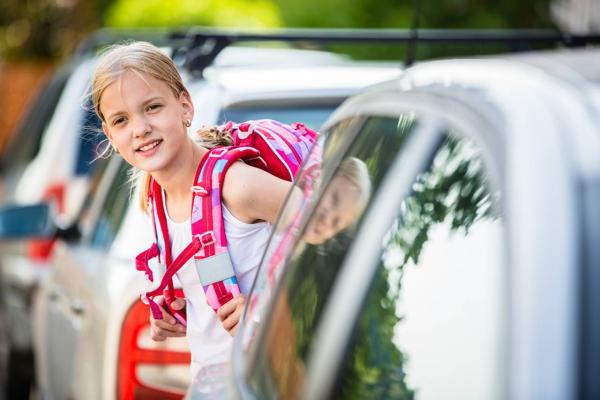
[100,70,193,173]
[304,176,363,245]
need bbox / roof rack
[171,28,600,76]
[73,28,190,59]
[73,27,600,77]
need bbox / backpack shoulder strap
[150,179,172,266]
[191,146,262,253]
[144,146,261,316]
[190,145,260,311]
[135,177,168,282]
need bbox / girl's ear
[179,90,194,122]
[102,121,113,142]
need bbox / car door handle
[70,298,86,316]
[48,287,61,302]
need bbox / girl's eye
[146,104,162,112]
[113,117,126,126]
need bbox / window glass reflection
[334,133,504,399]
[246,114,419,398]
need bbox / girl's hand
[217,294,246,336]
[149,295,187,341]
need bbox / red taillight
[27,238,56,261]
[118,289,191,400]
[27,183,65,262]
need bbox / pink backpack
[135,119,318,324]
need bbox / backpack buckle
[209,148,228,158]
[196,231,216,247]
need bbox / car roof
[506,47,600,86]
[196,61,402,108]
[337,47,600,181]
[207,45,351,67]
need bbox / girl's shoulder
[222,161,292,225]
[221,161,264,223]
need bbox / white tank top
[163,198,271,377]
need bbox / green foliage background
[105,0,282,29]
[0,0,556,61]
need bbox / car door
[231,99,448,399]
[304,115,507,400]
[231,72,587,399]
[33,156,128,399]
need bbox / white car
[180,47,600,399]
[0,54,103,400]
[0,30,183,399]
[0,38,400,399]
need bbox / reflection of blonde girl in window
[304,157,371,245]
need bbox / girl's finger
[221,307,242,331]
[216,300,236,321]
[155,319,186,333]
[151,327,166,341]
[217,295,245,321]
[171,297,186,310]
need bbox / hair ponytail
[195,125,233,148]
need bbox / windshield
[218,105,338,131]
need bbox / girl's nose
[133,116,152,138]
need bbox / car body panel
[188,62,401,129]
[311,56,594,400]
[223,48,600,400]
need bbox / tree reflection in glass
[337,133,502,399]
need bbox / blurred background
[2,0,598,154]
[0,1,599,399]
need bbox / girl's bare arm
[222,161,294,225]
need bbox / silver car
[184,46,600,399]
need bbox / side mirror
[0,203,57,240]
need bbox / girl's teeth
[140,141,159,151]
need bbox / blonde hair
[91,41,187,121]
[336,157,371,217]
[194,125,233,148]
[91,41,192,213]
[90,41,243,213]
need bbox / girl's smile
[136,138,163,157]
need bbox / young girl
[90,41,293,375]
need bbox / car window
[1,66,70,170]
[76,156,111,237]
[218,105,338,131]
[74,99,102,176]
[244,113,421,398]
[89,160,132,249]
[332,132,504,399]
